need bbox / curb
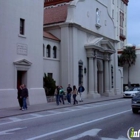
[0,97,123,119]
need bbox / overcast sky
[127,1,140,46]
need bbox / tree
[118,46,136,87]
[43,73,56,96]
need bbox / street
[0,98,139,140]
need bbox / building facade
[0,0,129,109]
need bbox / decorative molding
[70,0,85,6]
[13,59,32,66]
[85,38,116,59]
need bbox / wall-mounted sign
[17,43,28,55]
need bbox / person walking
[72,85,78,105]
[78,84,85,102]
[59,86,65,105]
[54,86,60,105]
[66,84,72,104]
[17,85,23,110]
[21,84,28,110]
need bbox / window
[78,60,83,85]
[53,46,57,58]
[20,18,25,35]
[43,44,45,57]
[48,73,53,78]
[120,11,124,34]
[111,65,114,88]
[47,45,51,57]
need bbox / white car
[123,87,140,98]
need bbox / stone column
[88,57,94,94]
[94,57,98,93]
[104,60,110,95]
[108,59,111,92]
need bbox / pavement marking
[30,114,44,117]
[64,108,77,111]
[0,100,130,126]
[64,129,129,140]
[102,137,129,140]
[0,127,26,135]
[9,117,22,122]
[26,109,131,140]
[74,106,90,109]
[47,110,60,113]
[64,128,101,140]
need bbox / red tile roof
[43,31,60,41]
[44,0,73,7]
[44,5,68,25]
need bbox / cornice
[44,22,119,43]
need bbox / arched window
[78,60,83,85]
[46,45,51,57]
[43,44,45,57]
[96,8,100,25]
[53,46,57,58]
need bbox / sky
[127,1,140,46]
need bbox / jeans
[59,95,65,104]
[56,95,60,105]
[73,94,78,105]
[23,97,27,109]
[79,92,82,101]
[67,93,71,103]
[18,98,23,108]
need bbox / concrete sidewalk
[0,94,123,119]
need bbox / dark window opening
[20,18,25,35]
[43,44,45,57]
[53,46,57,58]
[48,73,53,78]
[78,60,83,85]
[47,45,51,57]
[111,65,114,88]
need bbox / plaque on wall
[17,43,28,55]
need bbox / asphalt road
[0,98,139,140]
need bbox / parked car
[123,87,140,98]
[131,94,140,113]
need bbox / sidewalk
[0,94,123,119]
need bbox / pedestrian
[66,84,72,104]
[21,84,28,110]
[17,85,23,110]
[59,86,65,105]
[54,86,60,105]
[72,85,78,105]
[78,84,85,102]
